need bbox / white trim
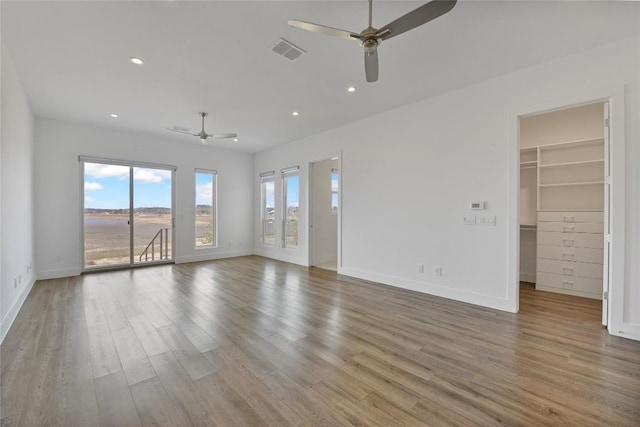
[339,267,514,313]
[78,156,176,171]
[37,267,83,280]
[1,278,36,344]
[509,85,630,339]
[175,250,253,264]
[253,248,307,267]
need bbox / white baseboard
[338,267,516,313]
[1,278,36,344]
[175,249,253,264]
[253,248,308,267]
[37,267,81,280]
[609,322,640,341]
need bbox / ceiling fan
[167,112,237,144]
[288,0,457,83]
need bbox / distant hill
[84,207,172,215]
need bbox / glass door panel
[83,162,131,268]
[133,167,173,264]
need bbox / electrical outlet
[14,278,17,289]
[417,264,424,273]
[463,216,476,225]
[435,266,443,276]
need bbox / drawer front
[537,245,603,264]
[536,272,603,294]
[538,211,604,223]
[537,231,603,249]
[537,259,603,279]
[537,222,603,234]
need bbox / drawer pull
[563,239,575,247]
[562,253,574,261]
[562,226,575,232]
[562,281,574,289]
[563,214,575,222]
[562,267,574,275]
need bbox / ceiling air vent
[271,38,306,61]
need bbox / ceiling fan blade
[208,133,237,139]
[364,49,379,83]
[377,0,457,41]
[288,20,360,41]
[167,127,197,136]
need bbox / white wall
[34,118,254,279]
[311,158,338,266]
[1,43,35,341]
[254,36,640,339]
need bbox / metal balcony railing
[139,228,170,262]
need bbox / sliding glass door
[82,159,174,270]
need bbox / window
[195,169,216,247]
[261,172,276,246]
[331,169,339,213]
[282,166,300,248]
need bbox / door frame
[308,155,342,270]
[79,156,177,272]
[508,86,625,335]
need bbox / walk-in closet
[519,102,607,302]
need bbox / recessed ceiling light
[292,111,300,116]
[233,138,238,142]
[110,113,119,118]
[347,86,356,93]
[130,57,144,65]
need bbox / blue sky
[85,162,300,209]
[84,163,172,209]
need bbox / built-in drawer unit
[535,210,603,299]
[537,231,603,249]
[536,272,603,298]
[537,259,603,280]
[537,245,603,264]
[537,221,603,233]
[537,211,604,223]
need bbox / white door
[602,102,611,326]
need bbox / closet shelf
[520,161,538,167]
[539,159,604,169]
[539,181,604,188]
[520,224,537,231]
[538,137,604,150]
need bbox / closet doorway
[309,158,339,271]
[518,102,610,324]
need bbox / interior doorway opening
[518,102,609,324]
[82,158,175,270]
[310,158,339,271]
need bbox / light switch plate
[463,215,476,225]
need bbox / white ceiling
[2,1,638,153]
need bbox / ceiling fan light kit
[288,0,457,82]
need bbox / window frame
[282,166,300,248]
[331,168,339,214]
[194,169,217,249]
[260,171,276,246]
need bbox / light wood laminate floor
[2,256,639,426]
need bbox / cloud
[84,163,129,180]
[85,163,171,184]
[133,168,169,184]
[84,181,103,191]
[85,196,95,204]
[196,182,213,205]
